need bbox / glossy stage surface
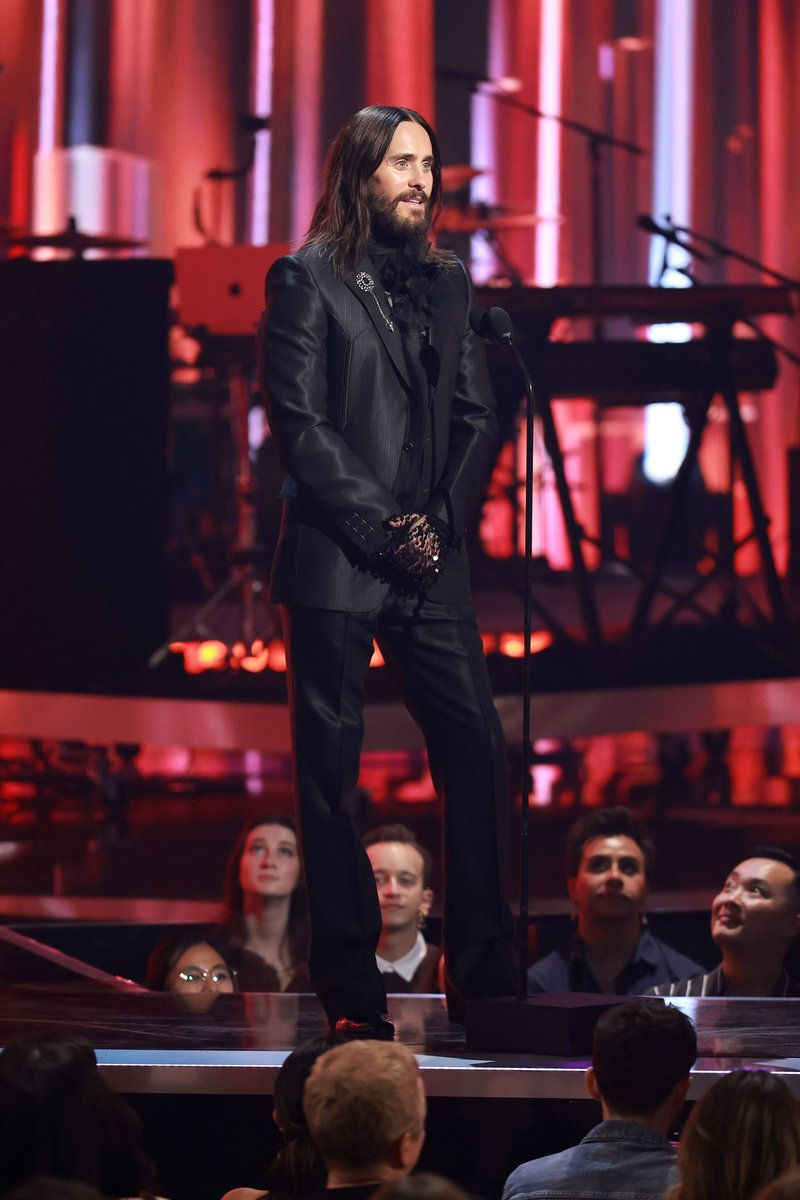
[2,926,800,1099]
[4,984,800,1099]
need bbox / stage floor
[2,927,800,1102]
[4,984,800,1100]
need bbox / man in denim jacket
[502,1000,696,1200]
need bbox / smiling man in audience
[652,846,800,997]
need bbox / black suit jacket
[259,244,497,611]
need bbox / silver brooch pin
[356,271,395,333]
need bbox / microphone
[636,214,673,238]
[636,214,712,263]
[470,304,514,346]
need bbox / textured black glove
[366,513,449,593]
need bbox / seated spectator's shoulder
[644,929,706,983]
[526,945,572,995]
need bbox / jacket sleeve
[259,253,398,558]
[424,262,498,544]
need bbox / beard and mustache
[367,182,433,245]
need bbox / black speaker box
[0,259,172,689]
[464,992,637,1055]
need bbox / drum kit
[1,170,550,280]
[0,214,144,256]
[437,164,556,285]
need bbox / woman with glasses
[215,815,310,992]
[145,934,237,994]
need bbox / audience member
[756,1168,800,1200]
[666,1068,800,1200]
[222,1036,340,1200]
[503,999,696,1200]
[652,847,800,996]
[217,815,310,991]
[145,935,236,993]
[0,1034,155,1197]
[6,1180,105,1200]
[374,1175,469,1200]
[302,1041,426,1197]
[528,808,704,994]
[363,825,442,993]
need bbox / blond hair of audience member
[668,1069,800,1200]
[756,1167,800,1200]
[303,1042,425,1186]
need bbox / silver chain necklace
[356,271,395,333]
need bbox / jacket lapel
[345,255,411,389]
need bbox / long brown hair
[221,814,309,970]
[304,105,453,273]
[669,1069,800,1200]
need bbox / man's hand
[365,512,447,592]
[386,513,442,583]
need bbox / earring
[417,909,428,932]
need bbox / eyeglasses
[177,967,236,988]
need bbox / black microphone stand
[465,309,621,1053]
[642,215,800,370]
[475,85,647,294]
[473,306,536,1001]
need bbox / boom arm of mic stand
[672,222,800,290]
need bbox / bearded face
[367,121,434,243]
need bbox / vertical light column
[249,0,274,245]
[643,0,695,483]
[533,0,568,565]
[366,0,434,116]
[469,0,506,282]
[290,0,323,242]
[34,0,66,240]
[38,0,63,153]
[533,0,563,287]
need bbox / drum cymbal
[440,165,485,192]
[0,216,145,254]
[436,205,554,234]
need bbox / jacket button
[403,441,414,452]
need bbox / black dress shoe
[332,1014,395,1041]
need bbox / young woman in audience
[668,1068,800,1200]
[216,815,310,992]
[0,1034,156,1198]
[222,1036,337,1200]
[145,934,237,994]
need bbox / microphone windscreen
[469,305,490,338]
[636,214,664,236]
[487,306,513,340]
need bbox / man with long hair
[259,105,515,1037]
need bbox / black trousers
[283,593,515,1023]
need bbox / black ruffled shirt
[368,237,440,515]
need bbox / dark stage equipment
[0,259,172,690]
[477,281,796,656]
[149,245,289,666]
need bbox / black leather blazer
[259,244,497,611]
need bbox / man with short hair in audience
[528,807,704,995]
[303,1041,426,1198]
[364,824,442,992]
[652,846,800,997]
[502,999,696,1200]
